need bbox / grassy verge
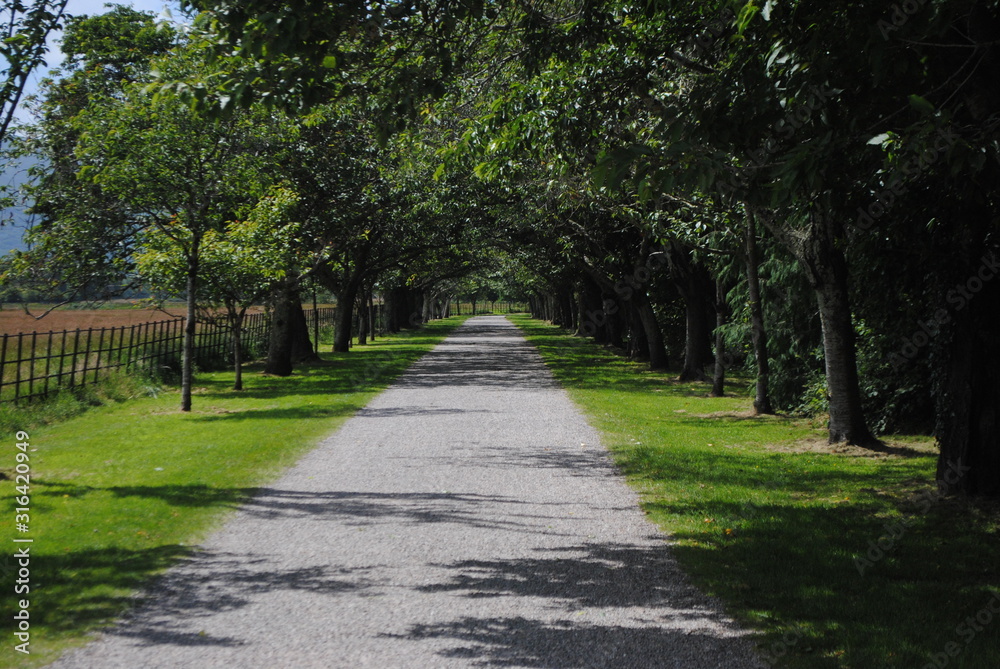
[0,371,165,435]
[511,315,1000,669]
[0,318,465,668]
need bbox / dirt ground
[0,304,189,336]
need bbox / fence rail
[0,308,337,404]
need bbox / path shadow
[393,616,763,668]
[99,549,379,648]
[417,542,707,609]
[236,489,575,536]
[357,406,495,418]
[393,319,560,391]
[391,540,761,668]
[36,481,575,535]
[393,443,620,480]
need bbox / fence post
[175,318,183,367]
[156,320,165,371]
[0,333,7,400]
[58,329,68,389]
[43,331,54,399]
[80,328,94,387]
[70,329,81,388]
[27,332,38,400]
[14,333,23,402]
[94,327,105,383]
[125,323,137,373]
[112,325,122,370]
[155,320,165,371]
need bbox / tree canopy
[5,0,1000,495]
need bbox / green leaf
[908,94,935,116]
[736,3,760,35]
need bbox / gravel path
[49,316,764,669]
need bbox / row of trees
[2,1,998,496]
[2,6,517,409]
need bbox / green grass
[511,315,1000,669]
[0,318,465,668]
[0,370,164,434]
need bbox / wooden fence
[0,308,337,404]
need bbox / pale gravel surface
[48,315,765,669]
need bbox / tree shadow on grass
[36,481,258,507]
[192,340,443,400]
[1,544,195,637]
[187,404,363,422]
[653,499,1000,668]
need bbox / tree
[1,0,70,145]
[137,186,303,390]
[15,31,294,409]
[6,6,177,306]
[79,85,291,407]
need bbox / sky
[2,1,183,254]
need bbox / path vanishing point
[49,316,764,669]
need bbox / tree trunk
[711,278,727,397]
[385,287,403,333]
[422,290,434,323]
[408,288,422,326]
[577,279,606,341]
[633,289,669,371]
[265,282,294,376]
[670,241,715,381]
[626,301,648,361]
[935,251,1000,497]
[334,277,362,352]
[357,292,369,345]
[604,296,626,349]
[180,250,199,412]
[232,309,245,391]
[575,282,589,337]
[311,284,320,351]
[289,297,318,362]
[745,212,774,413]
[558,289,575,329]
[679,294,713,381]
[801,213,879,447]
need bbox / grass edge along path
[511,315,999,669]
[0,317,467,669]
